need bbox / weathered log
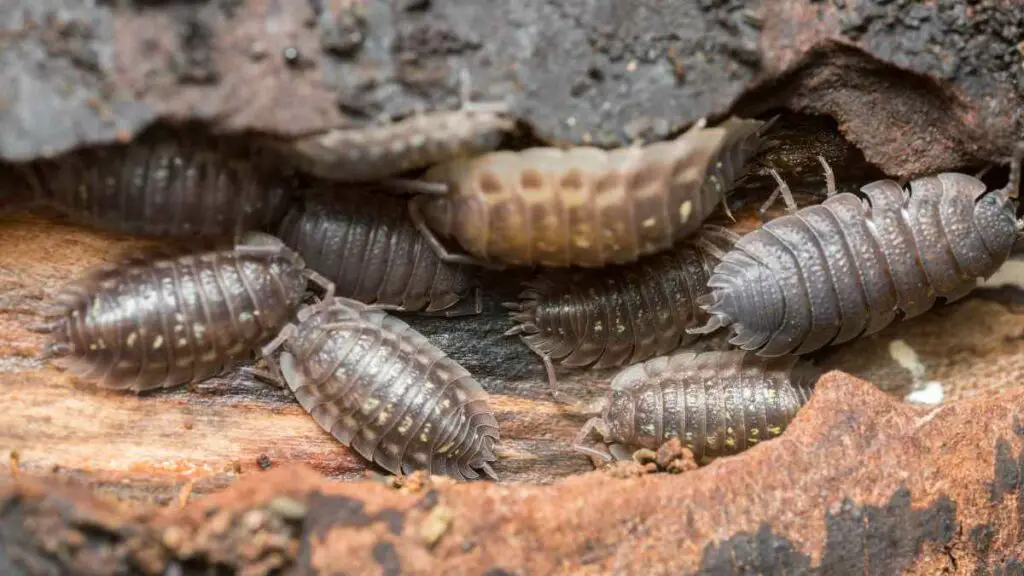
[2,373,1023,575]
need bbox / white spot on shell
[126,332,138,348]
[642,217,656,228]
[679,200,693,222]
[152,335,164,350]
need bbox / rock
[5,0,1018,177]
[3,372,1023,574]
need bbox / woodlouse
[260,297,500,481]
[277,71,515,185]
[690,149,1024,356]
[503,225,739,380]
[22,130,294,239]
[32,233,330,393]
[276,190,481,317]
[409,115,770,269]
[574,350,819,463]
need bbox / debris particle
[888,339,927,381]
[9,450,20,476]
[905,381,945,406]
[257,453,272,470]
[632,448,657,465]
[177,480,194,508]
[267,496,309,521]
[420,504,454,548]
[655,438,699,474]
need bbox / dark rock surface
[8,0,1018,177]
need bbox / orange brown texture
[2,372,1023,575]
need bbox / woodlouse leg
[756,188,781,220]
[974,164,994,180]
[456,67,510,115]
[239,365,285,388]
[573,418,614,462]
[767,169,798,213]
[408,196,505,269]
[26,321,63,334]
[817,156,837,197]
[303,269,336,303]
[516,335,558,389]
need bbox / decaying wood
[3,187,1024,505]
[2,374,1023,575]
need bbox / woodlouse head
[239,231,311,305]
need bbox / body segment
[412,116,768,268]
[266,298,500,480]
[691,154,1023,357]
[575,350,819,463]
[33,234,313,392]
[24,130,293,238]
[277,191,479,316]
[505,225,738,373]
[279,107,515,183]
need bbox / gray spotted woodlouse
[260,297,500,481]
[574,350,819,463]
[31,233,331,393]
[409,116,771,269]
[276,190,481,317]
[22,129,294,239]
[503,225,739,381]
[690,148,1024,356]
[276,71,515,185]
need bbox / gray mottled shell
[25,131,293,238]
[37,242,309,392]
[595,350,818,462]
[416,116,766,268]
[278,298,499,481]
[506,225,738,369]
[695,173,1020,356]
[277,190,477,314]
[279,108,515,182]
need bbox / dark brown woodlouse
[31,233,331,393]
[574,350,819,463]
[260,297,500,481]
[503,225,739,381]
[690,149,1024,357]
[276,190,481,317]
[276,71,515,185]
[21,131,294,239]
[408,115,771,269]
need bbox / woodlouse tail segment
[479,461,499,481]
[573,417,614,462]
[687,293,731,336]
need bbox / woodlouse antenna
[408,196,505,269]
[1006,141,1024,200]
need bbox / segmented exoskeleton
[275,71,515,185]
[31,233,330,392]
[276,190,480,317]
[574,350,819,463]
[504,225,738,382]
[260,297,500,481]
[409,116,771,269]
[22,129,294,239]
[690,150,1024,356]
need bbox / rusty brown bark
[1,373,1022,575]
